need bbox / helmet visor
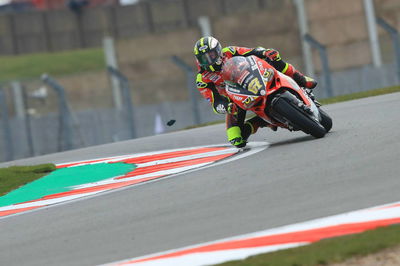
[198,50,220,67]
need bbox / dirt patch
[329,245,400,266]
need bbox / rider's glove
[227,103,238,115]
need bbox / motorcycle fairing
[223,55,321,126]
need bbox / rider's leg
[283,64,317,89]
[241,116,277,141]
[226,108,247,148]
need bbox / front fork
[305,88,321,107]
[270,90,321,126]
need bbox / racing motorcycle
[221,56,332,138]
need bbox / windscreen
[221,56,251,85]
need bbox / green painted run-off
[0,162,135,207]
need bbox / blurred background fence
[0,0,399,162]
[0,0,278,55]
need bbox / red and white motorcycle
[221,56,332,138]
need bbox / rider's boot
[284,64,317,89]
[241,117,277,142]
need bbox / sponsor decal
[243,96,258,107]
[233,95,244,101]
[237,70,250,85]
[198,45,208,52]
[227,86,240,93]
[204,72,221,83]
[210,75,221,83]
[249,57,258,70]
[248,77,263,94]
[215,104,226,113]
[241,74,254,89]
[262,68,274,82]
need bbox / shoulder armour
[222,46,236,55]
[196,73,208,88]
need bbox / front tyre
[273,97,326,138]
[318,108,332,132]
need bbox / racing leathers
[195,46,317,148]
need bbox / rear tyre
[318,108,332,132]
[273,97,326,138]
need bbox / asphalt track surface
[1,93,400,266]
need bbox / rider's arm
[255,48,316,88]
[196,73,229,114]
[224,46,290,74]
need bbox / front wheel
[273,97,326,138]
[318,108,333,132]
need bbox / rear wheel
[273,97,326,138]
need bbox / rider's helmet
[194,36,223,72]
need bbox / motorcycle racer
[194,36,317,148]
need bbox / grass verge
[217,224,400,266]
[0,48,104,82]
[319,85,400,105]
[0,164,56,196]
